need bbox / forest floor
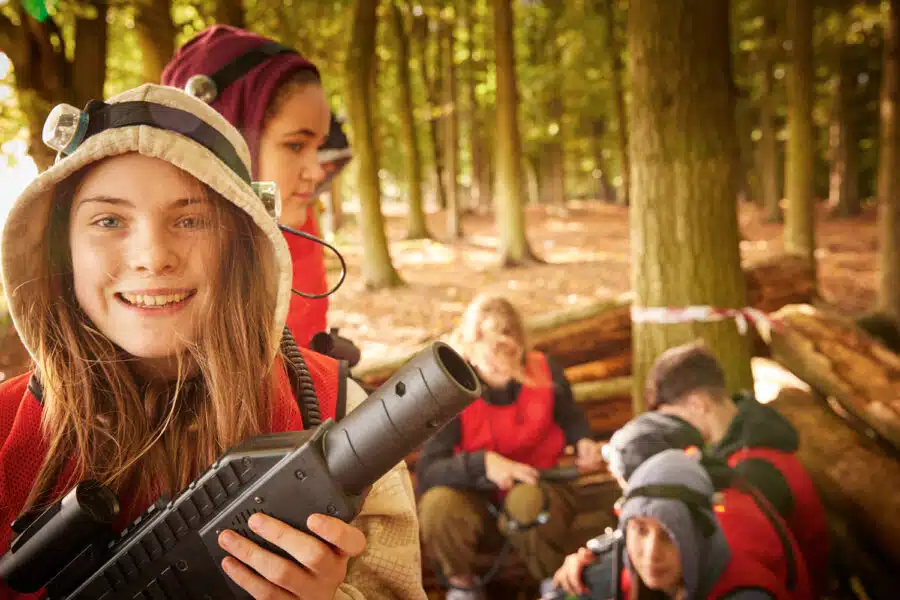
[0,199,880,379]
[326,199,879,367]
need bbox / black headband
[78,100,251,184]
[185,41,310,105]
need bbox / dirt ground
[0,199,879,378]
[326,199,879,367]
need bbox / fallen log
[767,386,900,569]
[767,304,900,452]
[354,255,814,387]
[564,352,632,383]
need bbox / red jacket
[0,348,341,599]
[457,352,566,470]
[284,207,329,348]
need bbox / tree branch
[0,10,25,68]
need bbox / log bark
[768,304,900,451]
[768,386,900,570]
[564,353,632,383]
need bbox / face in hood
[713,392,799,457]
[603,412,706,483]
[619,449,730,599]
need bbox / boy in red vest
[646,342,828,595]
[416,295,604,600]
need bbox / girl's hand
[575,438,605,471]
[551,546,596,596]
[218,512,366,599]
[484,450,539,490]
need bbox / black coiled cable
[280,326,322,428]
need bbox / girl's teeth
[122,292,189,307]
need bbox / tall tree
[413,8,448,211]
[784,0,817,277]
[441,6,462,237]
[461,0,487,210]
[346,0,402,288]
[134,0,175,83]
[759,0,782,222]
[827,1,861,218]
[2,1,109,170]
[604,0,631,206]
[390,0,429,239]
[493,0,536,264]
[628,0,753,410]
[878,0,900,319]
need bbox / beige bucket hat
[1,83,292,362]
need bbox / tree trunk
[604,0,630,206]
[539,94,566,205]
[784,0,817,278]
[877,0,900,320]
[627,0,753,412]
[73,1,108,108]
[345,0,402,289]
[391,1,429,240]
[442,12,462,238]
[760,1,782,223]
[134,0,175,83]
[462,0,485,211]
[413,13,448,212]
[828,11,861,218]
[214,0,245,28]
[767,386,900,570]
[767,304,900,452]
[493,0,536,265]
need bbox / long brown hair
[455,294,532,385]
[23,161,281,509]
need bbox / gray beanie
[618,449,729,599]
[603,412,705,482]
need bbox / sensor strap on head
[43,100,251,185]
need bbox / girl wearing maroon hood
[162,25,346,350]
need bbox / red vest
[620,550,792,600]
[716,487,812,600]
[0,348,340,600]
[457,352,566,470]
[727,447,829,597]
[284,208,329,348]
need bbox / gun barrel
[324,342,481,495]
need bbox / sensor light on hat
[184,74,218,104]
[251,181,282,220]
[42,104,89,158]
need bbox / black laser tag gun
[0,341,481,599]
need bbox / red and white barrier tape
[630,305,777,338]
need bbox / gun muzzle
[324,341,481,496]
[0,480,118,592]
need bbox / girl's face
[69,153,220,375]
[257,82,330,229]
[626,517,683,594]
[470,317,525,387]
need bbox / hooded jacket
[617,450,790,600]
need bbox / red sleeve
[283,212,329,348]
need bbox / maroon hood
[161,25,319,176]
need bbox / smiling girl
[162,25,353,353]
[0,84,423,600]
